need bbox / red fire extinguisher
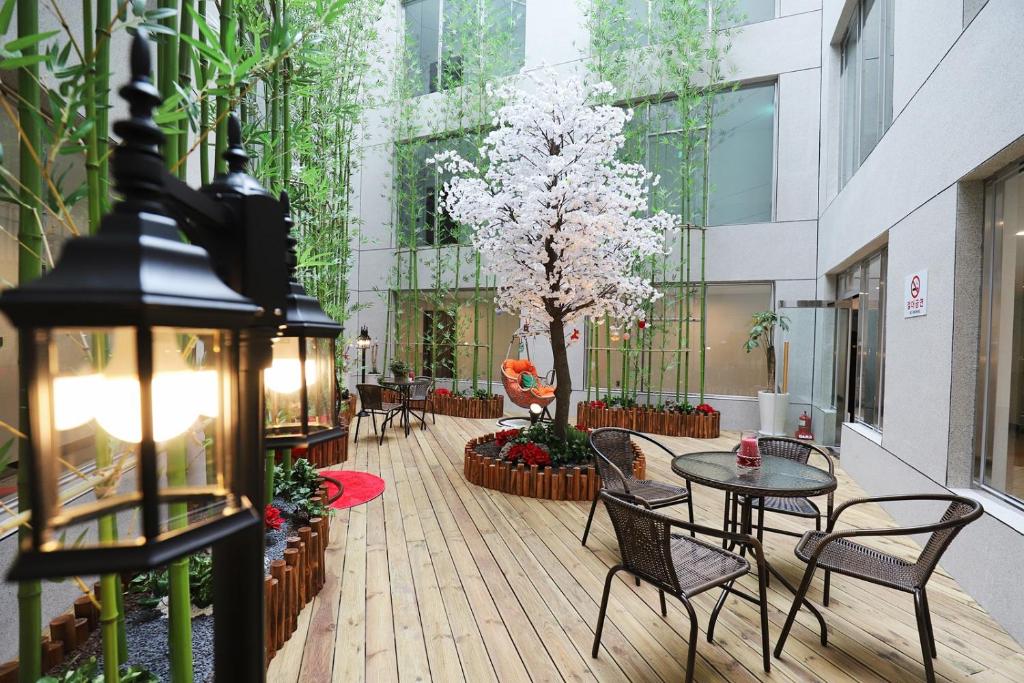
[795,411,814,441]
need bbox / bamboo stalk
[166,438,193,683]
[177,0,195,177]
[215,0,233,174]
[16,0,43,676]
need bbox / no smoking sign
[904,270,927,318]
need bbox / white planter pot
[757,391,790,436]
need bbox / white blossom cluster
[429,71,676,334]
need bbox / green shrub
[273,458,321,504]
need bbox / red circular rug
[319,470,386,510]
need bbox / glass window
[392,289,521,384]
[718,0,775,28]
[403,0,525,96]
[586,283,772,398]
[396,134,476,247]
[977,167,1024,504]
[642,83,775,226]
[839,0,894,187]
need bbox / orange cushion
[534,386,555,397]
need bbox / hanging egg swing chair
[501,329,555,422]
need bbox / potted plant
[389,359,409,382]
[744,311,790,436]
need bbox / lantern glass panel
[153,327,233,534]
[265,336,303,437]
[306,337,336,433]
[33,326,232,551]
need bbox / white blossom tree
[431,72,676,439]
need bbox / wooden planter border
[339,395,357,425]
[380,389,505,419]
[575,402,720,438]
[265,487,331,666]
[431,394,504,419]
[463,434,646,501]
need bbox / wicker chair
[582,428,693,547]
[592,491,771,681]
[406,376,435,429]
[354,384,403,445]
[774,494,983,683]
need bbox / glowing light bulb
[52,374,101,431]
[264,340,318,394]
[94,329,203,443]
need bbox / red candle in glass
[738,432,762,468]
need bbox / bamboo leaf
[5,30,59,53]
[0,54,48,69]
[0,0,14,36]
[139,21,178,37]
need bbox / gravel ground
[94,608,215,683]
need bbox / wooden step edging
[463,433,646,501]
[575,402,720,438]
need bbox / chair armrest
[825,493,970,531]
[808,515,977,564]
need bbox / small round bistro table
[378,376,426,437]
[671,451,837,643]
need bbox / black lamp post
[1,33,295,682]
[0,34,261,580]
[356,326,372,384]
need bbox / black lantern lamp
[356,326,372,384]
[263,199,344,452]
[0,35,261,579]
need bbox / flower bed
[576,401,720,438]
[463,424,646,501]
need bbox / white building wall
[820,0,1024,644]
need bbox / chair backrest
[357,383,384,410]
[912,496,983,585]
[600,491,680,592]
[408,377,432,400]
[589,428,639,492]
[757,437,813,465]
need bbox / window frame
[975,162,1024,510]
[839,0,895,188]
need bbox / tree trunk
[766,343,776,392]
[548,312,572,441]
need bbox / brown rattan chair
[592,490,771,681]
[354,384,402,445]
[774,493,983,682]
[582,428,693,547]
[406,376,435,429]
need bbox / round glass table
[671,450,836,641]
[378,377,428,437]
[671,451,837,499]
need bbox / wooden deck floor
[268,415,1024,682]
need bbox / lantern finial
[111,29,164,210]
[224,113,248,173]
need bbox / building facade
[349,0,1024,644]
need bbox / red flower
[589,400,606,409]
[574,424,590,433]
[638,320,646,329]
[695,403,716,415]
[570,328,580,341]
[264,504,284,531]
[494,428,521,448]
[434,387,451,396]
[506,442,551,467]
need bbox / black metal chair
[406,376,435,429]
[582,428,693,547]
[354,384,402,445]
[592,490,771,682]
[774,494,983,683]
